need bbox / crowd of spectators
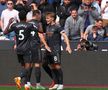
[0,0,108,42]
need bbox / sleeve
[64,18,70,36]
[3,24,14,35]
[16,11,20,22]
[80,18,84,33]
[78,6,85,17]
[90,9,101,19]
[85,25,92,34]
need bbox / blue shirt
[0,4,7,17]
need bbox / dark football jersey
[4,22,33,54]
[28,19,44,48]
[46,24,63,52]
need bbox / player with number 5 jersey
[3,10,51,90]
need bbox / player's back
[13,22,33,54]
[28,19,42,48]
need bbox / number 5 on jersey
[19,30,24,40]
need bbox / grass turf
[0,86,108,90]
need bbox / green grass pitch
[0,86,108,90]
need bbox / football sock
[42,63,53,79]
[28,67,33,82]
[20,68,27,79]
[57,68,63,84]
[52,69,59,84]
[35,67,41,83]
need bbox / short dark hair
[7,0,13,2]
[92,25,97,30]
[19,10,27,21]
[45,12,56,21]
[95,18,103,22]
[33,10,41,16]
[70,7,78,12]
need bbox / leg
[49,64,63,90]
[24,63,32,90]
[42,61,53,79]
[34,63,45,89]
[32,48,46,89]
[49,52,63,90]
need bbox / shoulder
[27,11,32,15]
[66,16,72,20]
[78,16,83,21]
[55,24,61,28]
[55,24,63,31]
[85,25,94,32]
[65,16,72,23]
[13,9,19,13]
[27,22,33,27]
[2,9,8,13]
[10,23,17,29]
[87,25,94,29]
[29,20,39,26]
[12,22,17,26]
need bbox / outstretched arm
[3,18,14,35]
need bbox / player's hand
[45,45,51,52]
[66,46,72,54]
[13,44,17,50]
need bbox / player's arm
[3,18,14,35]
[38,22,51,52]
[38,33,51,52]
[61,31,72,54]
[37,22,44,33]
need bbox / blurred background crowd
[0,0,108,42]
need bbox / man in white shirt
[1,0,19,40]
[101,0,108,27]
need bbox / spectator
[103,25,108,41]
[0,0,7,32]
[101,0,108,27]
[0,0,7,17]
[38,0,55,32]
[56,0,72,28]
[64,8,84,41]
[26,1,39,21]
[87,25,104,41]
[1,0,19,40]
[92,0,101,14]
[14,0,30,13]
[38,0,55,13]
[96,0,101,6]
[78,0,100,30]
[71,0,82,10]
[76,39,98,51]
[84,19,105,40]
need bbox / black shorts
[44,51,61,64]
[31,48,42,63]
[17,47,42,65]
[17,51,32,66]
[17,54,24,66]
